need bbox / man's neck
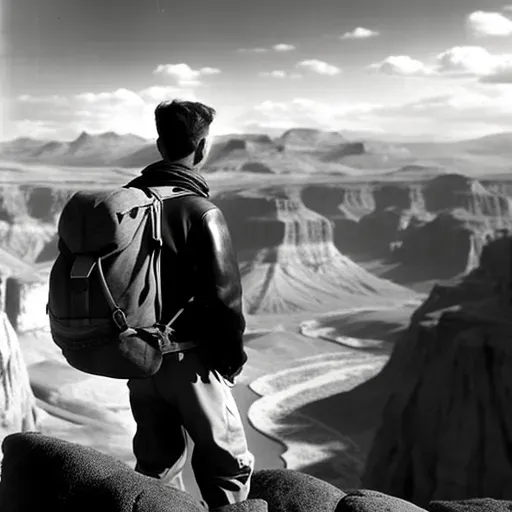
[163,157,198,171]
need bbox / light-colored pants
[127,350,254,509]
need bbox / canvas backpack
[47,185,198,379]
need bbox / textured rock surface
[5,272,51,333]
[0,302,41,454]
[362,234,512,506]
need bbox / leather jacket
[156,193,247,378]
[125,161,247,379]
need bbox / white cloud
[17,94,70,106]
[369,46,512,81]
[10,81,512,142]
[368,56,433,76]
[273,43,296,52]
[341,27,380,39]
[467,10,512,36]
[239,44,296,53]
[7,119,66,140]
[259,70,302,79]
[504,5,512,12]
[245,97,381,132]
[12,85,198,140]
[436,46,512,76]
[238,47,268,53]
[238,82,512,140]
[136,85,194,103]
[153,63,221,86]
[259,70,286,78]
[381,84,512,122]
[76,88,146,106]
[296,59,341,76]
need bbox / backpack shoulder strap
[144,186,197,326]
[146,185,196,202]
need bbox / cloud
[11,81,512,142]
[504,5,512,12]
[153,63,221,86]
[368,56,433,76]
[260,70,287,78]
[379,84,512,124]
[296,59,341,76]
[369,46,512,81]
[467,10,512,36]
[341,27,380,39]
[259,70,302,79]
[238,82,512,140]
[17,94,70,106]
[11,85,198,140]
[238,47,268,53]
[273,43,296,52]
[76,88,146,106]
[436,46,512,76]
[243,98,381,132]
[239,44,296,53]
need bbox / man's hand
[214,348,247,382]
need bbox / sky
[2,0,512,141]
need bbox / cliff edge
[362,232,512,505]
[0,274,41,455]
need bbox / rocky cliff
[0,174,510,322]
[362,232,512,506]
[0,185,72,264]
[213,186,416,314]
[301,174,512,281]
[0,272,41,456]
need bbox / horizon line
[2,127,512,145]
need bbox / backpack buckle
[112,308,128,331]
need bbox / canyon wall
[300,174,512,280]
[362,233,512,506]
[0,270,42,457]
[1,174,511,323]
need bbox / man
[125,99,254,509]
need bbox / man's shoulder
[166,194,218,220]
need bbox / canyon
[0,170,511,330]
[1,128,512,504]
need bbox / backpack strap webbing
[145,186,196,328]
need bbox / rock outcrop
[362,233,512,506]
[0,273,41,454]
[216,192,415,314]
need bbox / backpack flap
[58,188,154,258]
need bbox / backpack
[47,185,198,379]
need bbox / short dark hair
[154,99,216,161]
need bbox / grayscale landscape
[3,0,512,508]
[1,127,512,500]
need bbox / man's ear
[193,138,206,165]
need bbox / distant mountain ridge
[0,131,149,167]
[1,129,512,175]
